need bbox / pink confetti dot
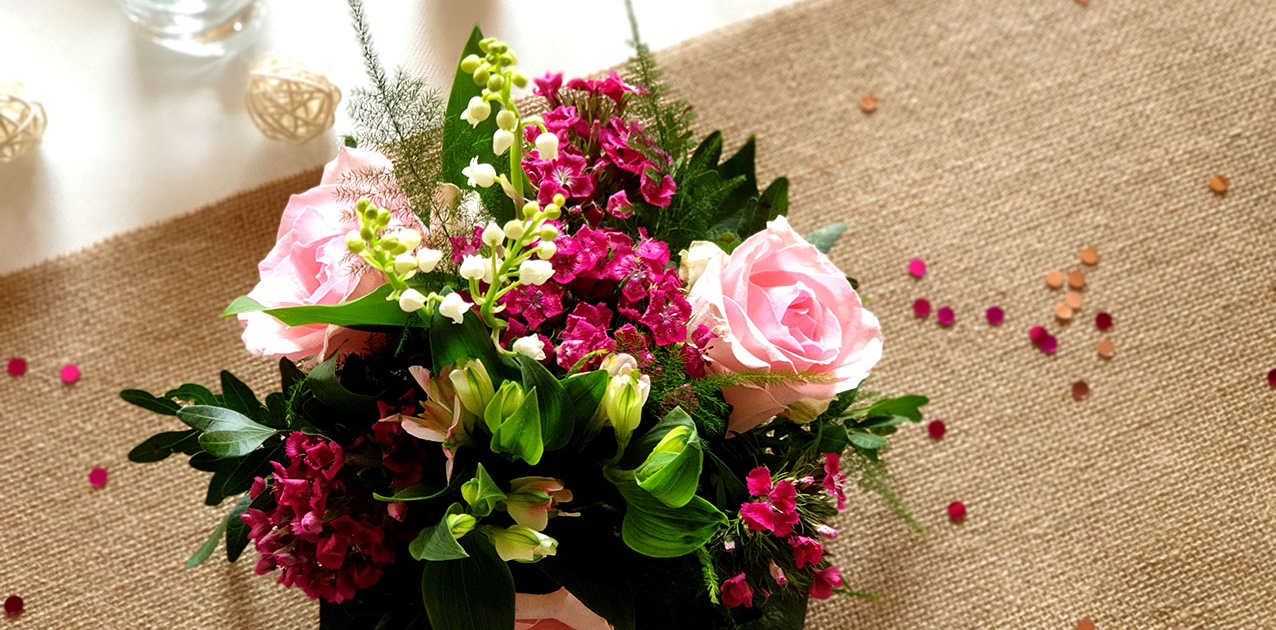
[6,357,25,376]
[912,298,932,318]
[89,467,109,488]
[936,306,955,326]
[908,258,927,278]
[985,305,1005,325]
[947,501,966,521]
[927,420,947,440]
[1095,311,1113,331]
[1028,325,1048,344]
[60,363,80,384]
[1039,334,1058,354]
[1267,369,1276,388]
[3,595,21,617]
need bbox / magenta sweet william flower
[639,170,676,207]
[721,572,754,608]
[823,452,848,510]
[740,467,801,537]
[450,224,484,263]
[809,565,843,600]
[524,152,596,206]
[533,72,563,105]
[789,535,823,569]
[370,420,429,488]
[565,71,638,105]
[500,282,566,330]
[612,324,653,366]
[555,302,615,370]
[681,324,715,378]
[639,287,691,347]
[606,190,633,219]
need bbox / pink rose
[238,148,404,360]
[686,216,882,435]
[514,588,612,630]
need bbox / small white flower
[438,292,473,324]
[398,288,427,312]
[518,259,554,286]
[496,109,518,131]
[459,255,488,281]
[416,248,443,273]
[462,157,497,188]
[535,132,559,161]
[393,253,418,275]
[536,241,557,260]
[462,96,491,127]
[492,129,515,156]
[511,335,546,361]
[503,220,526,241]
[396,229,422,251]
[482,221,505,247]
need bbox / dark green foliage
[537,516,637,630]
[440,26,515,224]
[623,0,696,166]
[421,536,515,630]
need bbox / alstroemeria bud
[345,230,365,253]
[460,54,482,74]
[398,288,427,313]
[503,220,525,240]
[450,359,495,417]
[491,525,558,563]
[601,352,638,377]
[492,128,515,156]
[459,255,488,281]
[462,157,497,188]
[496,109,517,131]
[518,259,554,286]
[416,248,443,273]
[438,292,473,325]
[536,241,556,260]
[652,424,694,454]
[393,252,418,275]
[484,380,526,431]
[502,477,571,531]
[511,335,546,361]
[535,132,559,161]
[446,512,477,539]
[482,221,505,247]
[604,371,651,448]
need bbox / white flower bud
[535,132,559,161]
[536,241,557,260]
[679,241,727,290]
[601,353,638,377]
[397,229,422,251]
[492,129,515,156]
[462,157,497,188]
[482,221,505,247]
[416,248,443,273]
[503,220,526,241]
[518,259,554,286]
[459,255,488,281]
[511,335,546,362]
[438,292,473,325]
[496,109,518,131]
[345,230,365,253]
[539,225,559,241]
[393,252,418,275]
[398,288,428,312]
[462,96,491,127]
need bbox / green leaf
[429,300,499,375]
[736,591,809,630]
[409,504,470,561]
[177,405,259,433]
[421,535,515,630]
[279,357,306,393]
[805,222,849,254]
[625,408,704,509]
[757,176,790,221]
[716,135,758,218]
[222,284,428,329]
[184,513,229,569]
[537,516,636,630]
[441,26,514,223]
[128,429,200,463]
[120,389,182,415]
[224,492,257,562]
[307,354,381,416]
[164,383,218,406]
[815,423,851,454]
[561,370,608,442]
[519,354,568,451]
[462,463,506,518]
[373,479,453,502]
[848,431,889,451]
[488,385,544,465]
[199,425,278,458]
[220,370,265,422]
[856,394,929,422]
[215,445,282,504]
[606,470,726,558]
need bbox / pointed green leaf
[421,535,515,630]
[562,370,608,442]
[222,284,430,329]
[606,469,726,558]
[462,463,507,518]
[184,512,230,569]
[307,354,381,416]
[805,221,848,255]
[429,297,500,375]
[120,389,183,415]
[164,383,218,406]
[409,504,470,561]
[177,405,259,433]
[626,408,704,509]
[224,492,257,562]
[488,386,543,465]
[848,431,888,451]
[199,425,278,458]
[220,370,264,421]
[519,354,568,451]
[128,429,200,463]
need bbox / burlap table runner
[2,0,1273,627]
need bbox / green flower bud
[345,230,365,253]
[539,224,559,241]
[478,38,493,53]
[360,226,374,241]
[552,193,566,207]
[522,201,540,219]
[500,52,517,66]
[446,512,477,540]
[376,208,391,227]
[473,66,491,86]
[449,359,495,417]
[496,109,518,131]
[604,372,651,451]
[484,380,526,434]
[491,525,557,563]
[460,54,482,74]
[490,41,507,54]
[543,204,561,220]
[511,71,528,88]
[487,74,505,92]
[355,198,371,214]
[380,234,400,250]
[362,205,379,222]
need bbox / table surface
[0,0,796,274]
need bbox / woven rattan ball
[245,56,341,143]
[0,82,48,162]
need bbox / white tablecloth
[0,0,794,273]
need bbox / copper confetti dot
[1054,302,1073,321]
[1266,369,1276,388]
[1077,619,1095,630]
[936,306,955,326]
[89,467,109,488]
[947,501,966,521]
[1080,246,1099,266]
[913,298,932,318]
[1095,311,1113,330]
[985,305,1005,325]
[6,357,25,376]
[1065,291,1084,309]
[1097,338,1116,358]
[60,363,81,384]
[928,420,947,440]
[1045,269,1064,289]
[859,93,878,114]
[1209,174,1228,194]
[1071,380,1090,400]
[1067,269,1086,289]
[3,595,21,617]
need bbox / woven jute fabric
[2,0,1274,627]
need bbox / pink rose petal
[88,467,108,488]
[907,258,927,278]
[60,363,80,384]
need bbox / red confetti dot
[1039,335,1058,354]
[912,298,932,318]
[60,363,80,384]
[1095,311,1113,331]
[88,467,109,488]
[3,595,22,617]
[1028,325,1048,343]
[6,357,25,376]
[947,501,966,521]
[936,306,955,326]
[1267,369,1276,388]
[908,258,927,278]
[927,420,947,440]
[985,305,1005,325]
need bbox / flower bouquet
[123,4,927,629]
